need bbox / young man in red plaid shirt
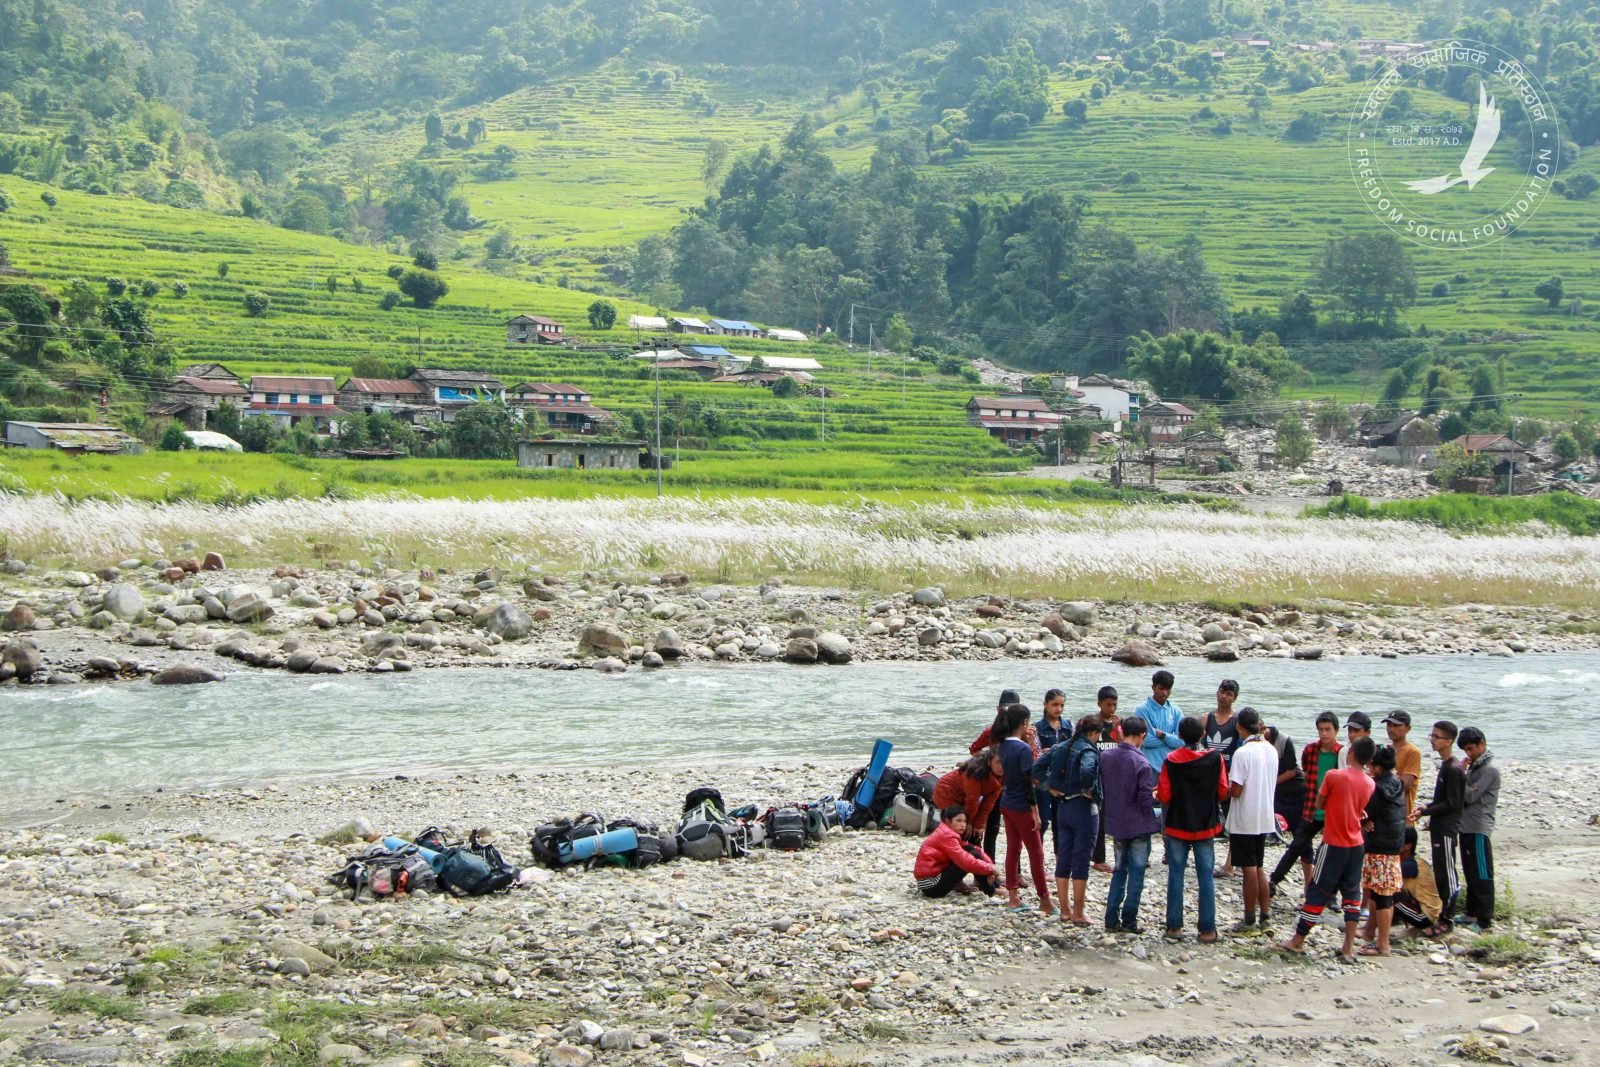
[1269,711,1342,901]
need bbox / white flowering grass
[2,493,1596,608]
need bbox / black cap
[1345,711,1372,729]
[999,689,1020,706]
[1381,709,1411,726]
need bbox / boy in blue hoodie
[1135,670,1184,770]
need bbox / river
[4,652,1596,804]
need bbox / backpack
[764,807,809,851]
[677,819,730,861]
[329,844,436,899]
[844,766,920,829]
[678,800,746,860]
[467,829,520,881]
[530,814,606,869]
[415,825,456,853]
[436,845,516,896]
[804,796,842,841]
[608,818,671,869]
[891,792,937,835]
[683,787,726,816]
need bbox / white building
[1076,374,1144,424]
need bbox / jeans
[1054,796,1098,880]
[1036,786,1059,857]
[1164,835,1216,934]
[1105,834,1152,929]
[1270,819,1323,886]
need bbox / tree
[771,376,799,398]
[172,282,190,298]
[106,277,128,296]
[884,312,913,353]
[397,268,448,308]
[1275,411,1313,467]
[447,400,518,459]
[0,187,11,214]
[1126,330,1236,401]
[1062,97,1088,122]
[701,139,730,187]
[216,262,230,279]
[40,192,57,209]
[325,275,339,295]
[237,415,282,453]
[349,354,396,379]
[1564,173,1598,200]
[1317,233,1416,325]
[412,248,439,271]
[243,291,271,317]
[139,280,160,298]
[586,299,617,329]
[1535,275,1565,309]
[1553,431,1580,465]
[1284,111,1325,141]
[1465,365,1501,416]
[424,112,444,144]
[210,401,241,439]
[158,422,189,451]
[1312,397,1353,439]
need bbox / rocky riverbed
[1,758,1597,1067]
[3,553,1597,687]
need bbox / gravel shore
[2,756,1597,1067]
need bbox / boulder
[285,650,319,674]
[816,632,853,664]
[1110,640,1163,667]
[521,581,558,602]
[60,571,95,587]
[3,603,36,631]
[1478,1015,1538,1036]
[484,603,533,640]
[2,638,42,678]
[975,630,1005,649]
[86,610,119,630]
[975,604,1003,620]
[784,637,818,664]
[755,642,783,660]
[102,583,145,621]
[1203,640,1240,662]
[652,628,686,659]
[151,665,224,685]
[1201,622,1231,644]
[1040,614,1070,639]
[360,632,402,656]
[591,657,627,674]
[201,552,226,572]
[917,626,942,647]
[912,587,945,607]
[641,651,665,668]
[225,592,274,624]
[307,657,347,674]
[1293,646,1324,661]
[577,623,628,658]
[1060,601,1097,627]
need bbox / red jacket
[933,766,999,831]
[914,822,996,881]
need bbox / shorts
[1230,833,1267,869]
[1362,852,1403,895]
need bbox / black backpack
[530,813,605,869]
[764,807,809,851]
[683,787,726,816]
[435,845,516,896]
[608,817,673,869]
[329,844,437,899]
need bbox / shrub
[216,262,229,279]
[586,299,617,329]
[242,291,271,317]
[1431,281,1449,297]
[139,280,160,298]
[386,265,404,279]
[105,277,128,296]
[411,248,439,270]
[1120,170,1141,184]
[40,191,56,208]
[172,282,189,297]
[397,268,447,308]
[158,422,189,451]
[379,291,402,310]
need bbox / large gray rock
[225,592,274,624]
[912,587,945,607]
[1293,646,1324,661]
[3,603,36,631]
[360,632,402,656]
[917,626,942,647]
[1201,621,1230,644]
[1110,640,1163,667]
[285,650,319,673]
[652,628,686,659]
[816,632,853,664]
[164,604,208,625]
[1060,601,1097,627]
[484,603,532,640]
[1203,640,1240,662]
[60,571,95,587]
[2,638,42,678]
[102,583,145,621]
[521,580,558,602]
[271,939,338,974]
[151,665,224,685]
[577,623,628,658]
[784,637,818,663]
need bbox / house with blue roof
[709,318,760,338]
[684,344,734,359]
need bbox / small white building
[1076,374,1144,424]
[628,314,669,331]
[764,328,808,342]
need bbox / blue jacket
[1046,734,1102,804]
[1134,695,1184,770]
[1035,715,1069,753]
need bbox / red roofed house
[505,315,566,345]
[146,375,249,429]
[965,395,1063,444]
[1451,433,1532,473]
[338,377,437,422]
[1142,400,1198,443]
[507,382,615,434]
[247,375,344,431]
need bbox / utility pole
[654,337,663,497]
[867,324,873,375]
[820,385,826,442]
[1506,393,1519,497]
[848,304,855,350]
[417,327,423,362]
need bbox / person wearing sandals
[1224,708,1277,935]
[1157,716,1229,943]
[996,703,1055,916]
[1278,736,1377,964]
[1358,745,1407,956]
[971,690,1035,869]
[1101,716,1159,934]
[1410,720,1465,937]
[1046,715,1103,927]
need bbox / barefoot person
[1224,708,1276,934]
[1358,745,1406,956]
[997,703,1054,915]
[914,808,998,898]
[1157,716,1228,943]
[1101,716,1159,934]
[1047,715,1103,927]
[1279,736,1377,963]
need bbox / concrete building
[4,421,142,453]
[965,395,1064,444]
[1076,374,1143,424]
[517,439,646,471]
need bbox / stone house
[505,315,565,345]
[4,421,142,453]
[517,439,646,470]
[147,376,249,429]
[506,383,614,434]
[964,395,1063,444]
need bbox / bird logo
[1403,82,1501,195]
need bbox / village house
[636,355,723,379]
[4,421,142,453]
[517,439,646,471]
[1358,410,1439,467]
[504,315,565,345]
[964,395,1064,444]
[338,377,436,422]
[627,314,669,331]
[1180,429,1231,471]
[408,369,505,422]
[668,316,711,335]
[708,318,760,338]
[709,370,808,388]
[747,355,822,373]
[764,327,808,342]
[247,376,345,431]
[1076,374,1143,424]
[1142,400,1198,443]
[146,375,249,429]
[173,363,241,383]
[506,382,615,434]
[1451,433,1532,474]
[682,344,735,361]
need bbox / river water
[5,652,1597,802]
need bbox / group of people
[912,672,1503,961]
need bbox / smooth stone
[816,632,853,664]
[484,603,532,640]
[151,665,224,685]
[1478,1014,1538,1036]
[102,584,145,621]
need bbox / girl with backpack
[1047,715,1104,926]
[997,703,1054,915]
[914,808,998,897]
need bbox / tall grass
[1314,492,1600,536]
[3,493,1597,608]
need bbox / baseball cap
[1345,711,1372,729]
[1380,710,1411,727]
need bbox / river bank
[1,758,1597,1067]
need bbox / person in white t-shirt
[1225,707,1279,935]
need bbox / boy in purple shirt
[1100,716,1161,933]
